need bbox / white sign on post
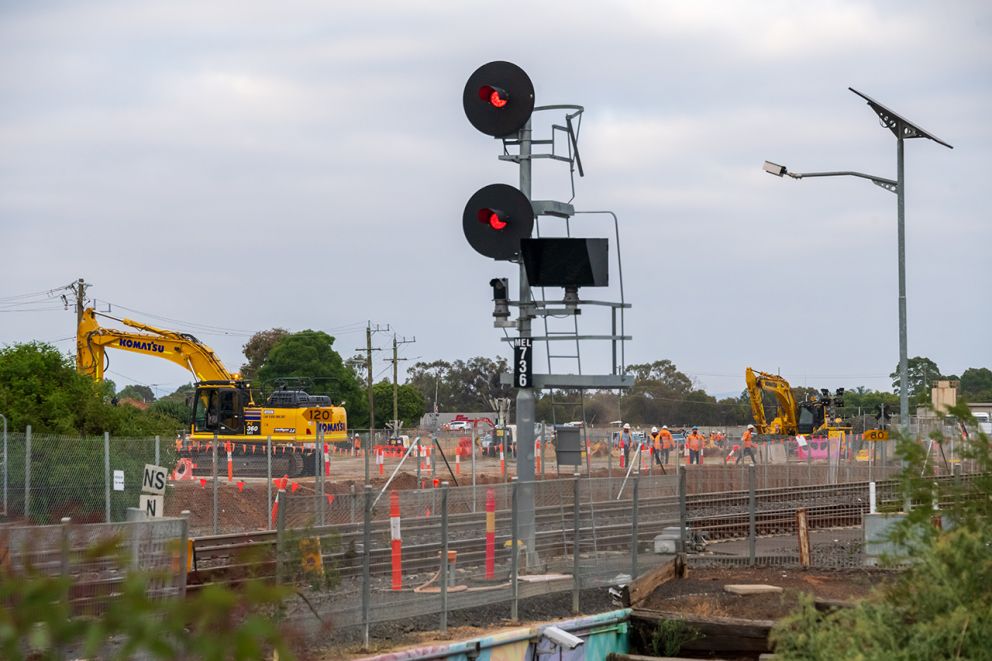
[113,470,125,492]
[142,464,168,496]
[139,494,165,518]
[795,435,808,448]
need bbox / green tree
[0,342,176,436]
[371,380,427,429]
[117,384,155,403]
[890,356,942,405]
[960,367,992,402]
[407,357,512,413]
[240,328,289,379]
[771,404,992,659]
[257,330,366,424]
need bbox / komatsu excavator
[77,307,347,475]
[745,367,849,437]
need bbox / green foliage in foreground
[771,404,992,660]
[0,538,295,660]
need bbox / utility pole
[356,322,388,484]
[386,334,415,433]
[73,278,89,327]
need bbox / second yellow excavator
[745,367,849,437]
[77,307,348,475]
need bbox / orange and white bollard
[270,482,285,527]
[390,491,402,591]
[499,448,505,477]
[485,488,496,580]
[535,441,541,474]
[425,446,432,472]
[455,451,461,475]
[620,443,626,470]
[377,448,385,476]
[324,443,330,476]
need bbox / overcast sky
[1,1,989,401]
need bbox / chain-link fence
[2,421,983,649]
[2,516,189,615]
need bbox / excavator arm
[76,308,238,383]
[745,367,799,435]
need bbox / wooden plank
[632,608,774,652]
[627,555,684,607]
[797,508,810,568]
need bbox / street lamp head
[763,161,788,177]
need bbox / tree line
[3,325,988,436]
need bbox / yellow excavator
[77,307,348,475]
[745,367,849,437]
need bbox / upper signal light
[463,61,534,137]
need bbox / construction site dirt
[639,566,889,621]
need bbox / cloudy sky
[1,1,989,400]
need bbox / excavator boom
[745,367,799,435]
[76,308,236,382]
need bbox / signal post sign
[864,429,890,441]
[514,337,533,388]
[138,463,168,517]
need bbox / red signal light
[478,85,509,108]
[477,208,508,230]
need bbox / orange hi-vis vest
[742,429,754,448]
[687,432,703,452]
[651,432,662,450]
[660,429,674,449]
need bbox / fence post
[510,477,519,622]
[212,434,219,535]
[471,424,477,513]
[607,439,613,498]
[748,464,756,566]
[178,512,189,598]
[362,484,373,651]
[155,435,160,467]
[572,472,580,614]
[317,428,325,528]
[631,473,640,580]
[351,483,356,524]
[440,481,449,635]
[678,466,687,553]
[390,490,403,591]
[275,484,286,585]
[24,425,31,520]
[60,516,71,577]
[1,413,6,516]
[104,431,111,523]
[267,437,273,531]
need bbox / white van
[974,412,992,435]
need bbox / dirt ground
[641,566,888,621]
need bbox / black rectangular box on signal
[520,238,609,288]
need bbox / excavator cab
[192,382,249,434]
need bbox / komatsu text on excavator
[76,307,347,475]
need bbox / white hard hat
[651,426,658,433]
[662,425,668,429]
[747,424,755,430]
[623,423,630,429]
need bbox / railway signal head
[463,61,535,137]
[490,277,510,319]
[463,183,534,260]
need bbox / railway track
[186,479,900,591]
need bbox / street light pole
[763,87,952,431]
[896,133,909,431]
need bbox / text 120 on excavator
[76,307,347,476]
